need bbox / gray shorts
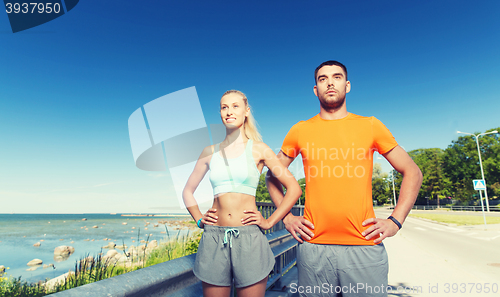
[194,225,275,288]
[297,242,388,297]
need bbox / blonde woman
[183,90,301,297]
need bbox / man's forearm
[390,166,422,225]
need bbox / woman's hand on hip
[241,210,271,230]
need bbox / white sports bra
[208,139,260,196]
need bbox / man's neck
[319,105,349,120]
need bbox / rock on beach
[54,246,75,256]
[44,271,75,291]
[27,259,43,266]
[115,244,127,250]
[79,256,95,268]
[106,250,119,258]
[148,240,158,249]
[102,242,116,249]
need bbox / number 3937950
[5,2,62,14]
[4,0,79,33]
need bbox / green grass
[145,230,201,267]
[0,229,202,297]
[409,213,500,225]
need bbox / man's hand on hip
[362,217,399,244]
[283,214,315,243]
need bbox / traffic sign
[473,179,486,191]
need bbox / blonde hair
[221,90,262,142]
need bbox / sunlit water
[0,214,193,283]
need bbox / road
[376,209,500,296]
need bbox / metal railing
[412,205,500,212]
[50,203,303,297]
[257,202,304,234]
[259,202,303,291]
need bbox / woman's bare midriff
[211,193,258,226]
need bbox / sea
[0,213,193,283]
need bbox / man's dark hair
[314,60,348,83]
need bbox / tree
[255,172,271,202]
[480,128,500,198]
[297,178,306,205]
[372,163,391,205]
[255,171,306,205]
[442,128,500,202]
[409,148,451,205]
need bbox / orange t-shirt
[281,113,398,245]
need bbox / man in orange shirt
[267,60,422,296]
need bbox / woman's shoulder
[199,144,216,159]
[251,140,273,155]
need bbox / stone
[27,259,43,266]
[148,240,158,249]
[92,225,98,229]
[78,256,94,268]
[33,242,41,247]
[0,265,5,273]
[105,242,116,249]
[82,218,87,221]
[115,244,127,250]
[106,250,118,258]
[44,272,74,291]
[54,246,75,256]
[116,256,128,264]
[43,264,54,269]
[54,254,70,262]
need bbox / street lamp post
[382,173,397,208]
[391,170,397,207]
[457,130,499,212]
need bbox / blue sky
[1,0,499,213]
